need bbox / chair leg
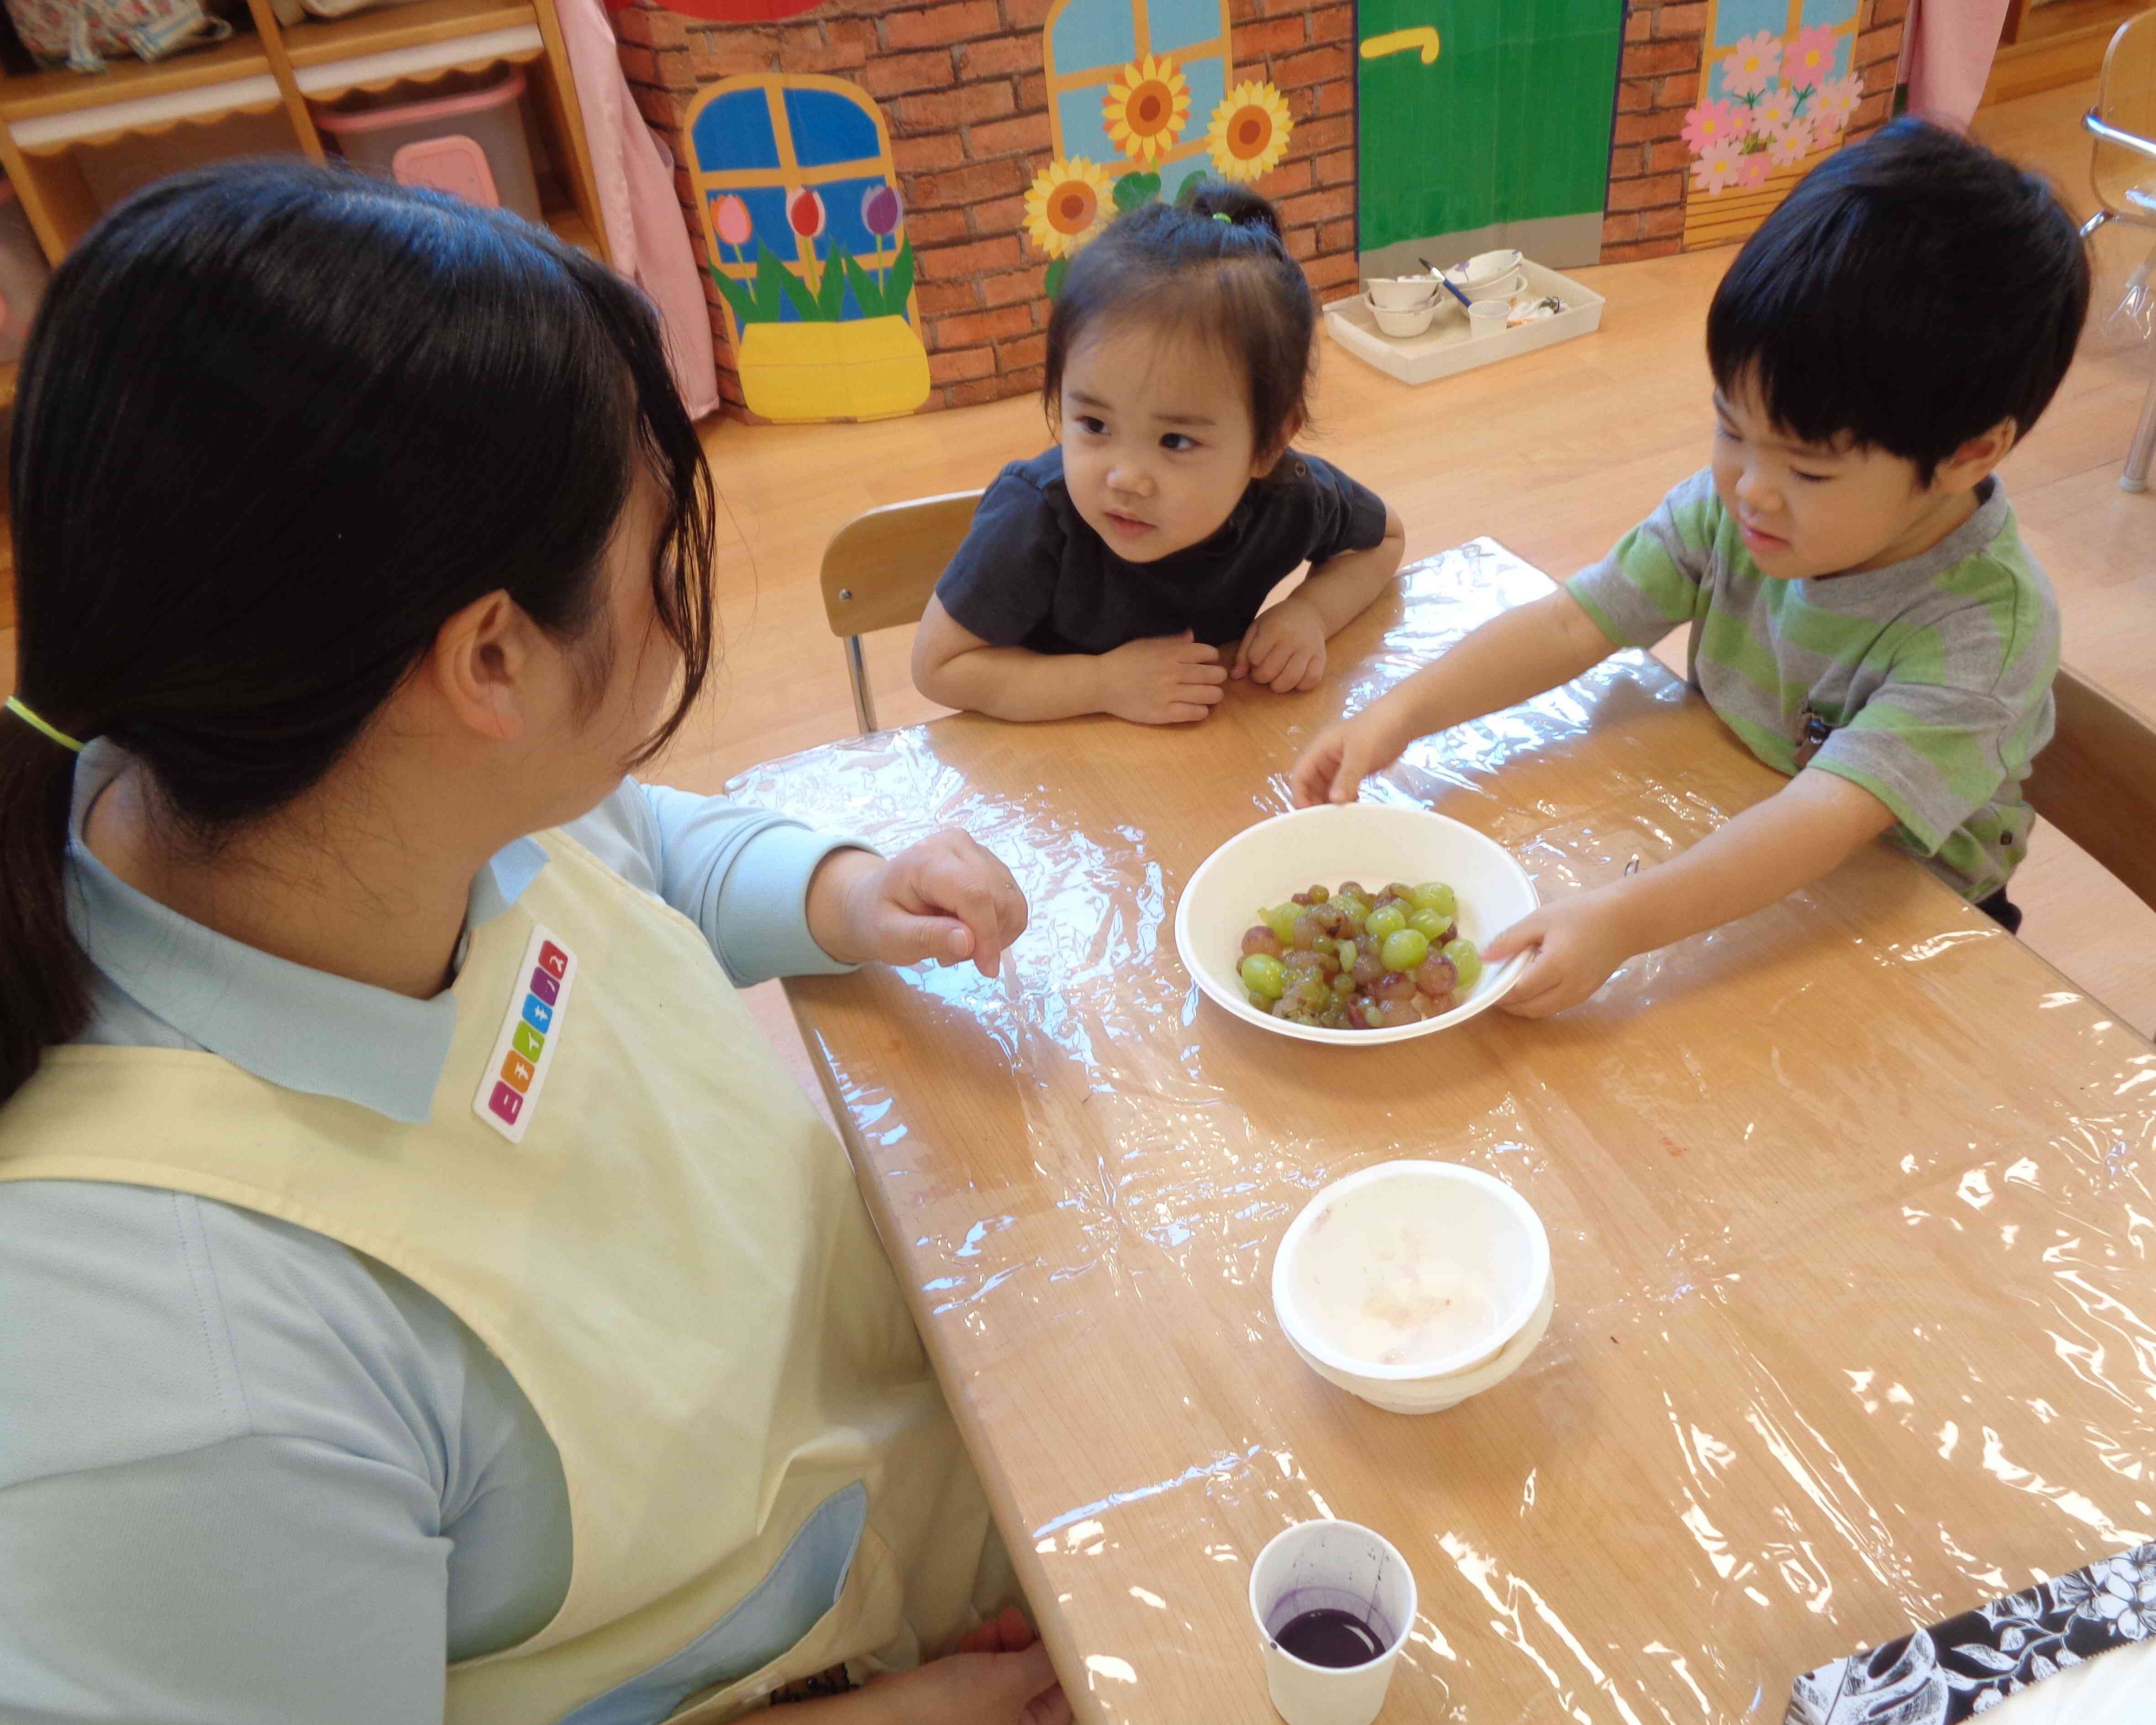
[845,635,878,735]
[2081,208,2113,242]
[2125,360,2156,494]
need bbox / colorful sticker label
[473,927,575,1143]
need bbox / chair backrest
[2024,663,2156,912]
[818,490,985,642]
[2093,9,2156,217]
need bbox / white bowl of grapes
[1174,803,1538,1044]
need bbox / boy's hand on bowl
[1231,596,1326,693]
[1098,631,1228,725]
[1484,890,1636,1018]
[1288,708,1405,807]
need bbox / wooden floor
[2,79,2150,1075]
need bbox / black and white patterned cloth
[1787,1541,2156,1722]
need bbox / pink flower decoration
[713,193,752,249]
[1768,115,1814,168]
[1751,85,1797,132]
[1736,153,1772,189]
[1692,136,1742,194]
[787,187,826,239]
[1720,30,1783,99]
[1682,98,1745,155]
[1813,73,1864,125]
[860,183,902,238]
[1786,24,1838,91]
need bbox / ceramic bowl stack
[1271,1161,1553,1414]
[1361,275,1440,338]
[1442,248,1526,303]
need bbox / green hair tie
[5,696,84,753]
[1212,211,1232,223]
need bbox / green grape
[1261,903,1299,942]
[1444,938,1482,992]
[1409,882,1457,919]
[1307,884,1330,904]
[1380,928,1429,972]
[1334,937,1360,971]
[1365,904,1407,941]
[1330,971,1357,997]
[1406,907,1448,943]
[1334,897,1368,933]
[1240,953,1286,1001]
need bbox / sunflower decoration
[1204,81,1293,183]
[1022,157,1114,258]
[1103,53,1191,168]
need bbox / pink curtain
[556,0,720,417]
[1902,0,2014,130]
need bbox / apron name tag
[473,926,576,1143]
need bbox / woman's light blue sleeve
[0,1184,452,1725]
[564,781,874,988]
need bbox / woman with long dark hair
[0,163,1060,1725]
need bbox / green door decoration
[1023,0,1294,298]
[686,74,931,424]
[1356,0,1623,278]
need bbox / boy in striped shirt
[1290,120,2090,1017]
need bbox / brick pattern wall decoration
[614,0,1358,420]
[1603,0,1905,262]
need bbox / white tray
[1324,258,1605,386]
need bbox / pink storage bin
[0,183,51,365]
[313,66,543,225]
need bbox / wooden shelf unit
[0,0,607,265]
[1984,0,2145,106]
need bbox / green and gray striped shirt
[1567,471,2057,902]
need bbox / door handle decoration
[1360,26,1440,64]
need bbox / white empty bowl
[1459,268,1525,304]
[1365,276,1440,310]
[1362,295,1435,338]
[1448,247,1522,287]
[1173,802,1538,1046]
[1273,1161,1553,1415]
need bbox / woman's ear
[425,591,532,744]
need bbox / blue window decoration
[1043,0,1233,203]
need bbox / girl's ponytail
[0,709,90,1104]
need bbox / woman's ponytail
[0,711,90,1103]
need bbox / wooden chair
[818,490,983,734]
[2025,664,2156,912]
[2081,8,2156,491]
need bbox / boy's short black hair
[1707,118,2089,483]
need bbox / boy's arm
[911,595,1229,725]
[1288,588,1619,802]
[1488,769,1898,1017]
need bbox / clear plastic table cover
[729,543,2156,1723]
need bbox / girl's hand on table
[1484,890,1638,1019]
[1098,631,1228,725]
[810,834,1029,975]
[1231,596,1326,693]
[1288,705,1406,807]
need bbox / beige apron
[0,830,997,1722]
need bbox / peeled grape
[1262,903,1299,942]
[1405,908,1449,943]
[1290,977,1331,1011]
[1380,928,1429,972]
[1335,897,1368,933]
[1313,902,1344,934]
[1444,938,1482,992]
[1415,954,1457,998]
[1338,880,1366,898]
[1289,913,1320,951]
[1409,882,1457,920]
[1408,992,1441,1020]
[1316,946,1342,978]
[1241,925,1283,959]
[1283,949,1323,980]
[1334,937,1359,970]
[1351,950,1384,987]
[1307,884,1330,904]
[1240,953,1286,1001]
[1330,971,1357,997]
[1373,969,1415,1002]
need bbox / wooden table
[730,545,2156,1724]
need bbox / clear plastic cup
[1248,1520,1418,1725]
